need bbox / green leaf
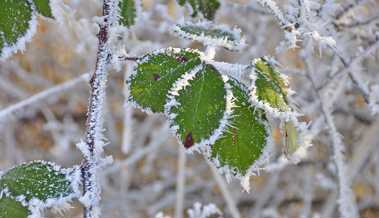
[211,79,270,176]
[251,57,290,112]
[0,0,35,59]
[284,121,300,155]
[166,64,226,149]
[0,161,75,202]
[119,0,137,27]
[128,48,202,113]
[32,0,53,18]
[173,21,245,50]
[177,0,220,20]
[0,196,29,218]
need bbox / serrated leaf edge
[116,0,143,27]
[34,0,55,19]
[0,188,30,216]
[248,57,299,122]
[126,47,205,114]
[0,1,38,60]
[164,65,234,153]
[172,20,246,51]
[249,58,312,164]
[0,160,81,217]
[206,79,275,191]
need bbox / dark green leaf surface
[211,80,268,176]
[119,0,136,27]
[177,0,220,20]
[0,196,29,218]
[0,161,74,202]
[0,0,33,58]
[169,65,226,148]
[129,49,202,113]
[32,0,53,18]
[253,58,289,111]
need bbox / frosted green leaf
[211,79,269,176]
[0,161,75,202]
[167,64,226,149]
[0,196,29,218]
[284,121,300,155]
[128,48,202,113]
[32,0,53,18]
[177,0,220,20]
[119,0,136,27]
[0,0,35,59]
[252,57,289,112]
[173,21,245,50]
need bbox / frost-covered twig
[334,0,368,20]
[207,162,241,218]
[80,1,118,217]
[175,146,187,218]
[0,73,90,121]
[338,14,379,29]
[325,37,379,103]
[304,56,359,218]
[300,167,314,218]
[121,65,134,154]
[187,202,222,218]
[256,0,288,27]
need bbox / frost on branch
[154,202,222,218]
[173,21,246,51]
[0,161,80,218]
[187,202,222,218]
[369,84,379,115]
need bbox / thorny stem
[81,0,117,218]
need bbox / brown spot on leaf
[153,74,161,81]
[183,132,194,148]
[175,55,188,63]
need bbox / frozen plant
[0,0,378,218]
